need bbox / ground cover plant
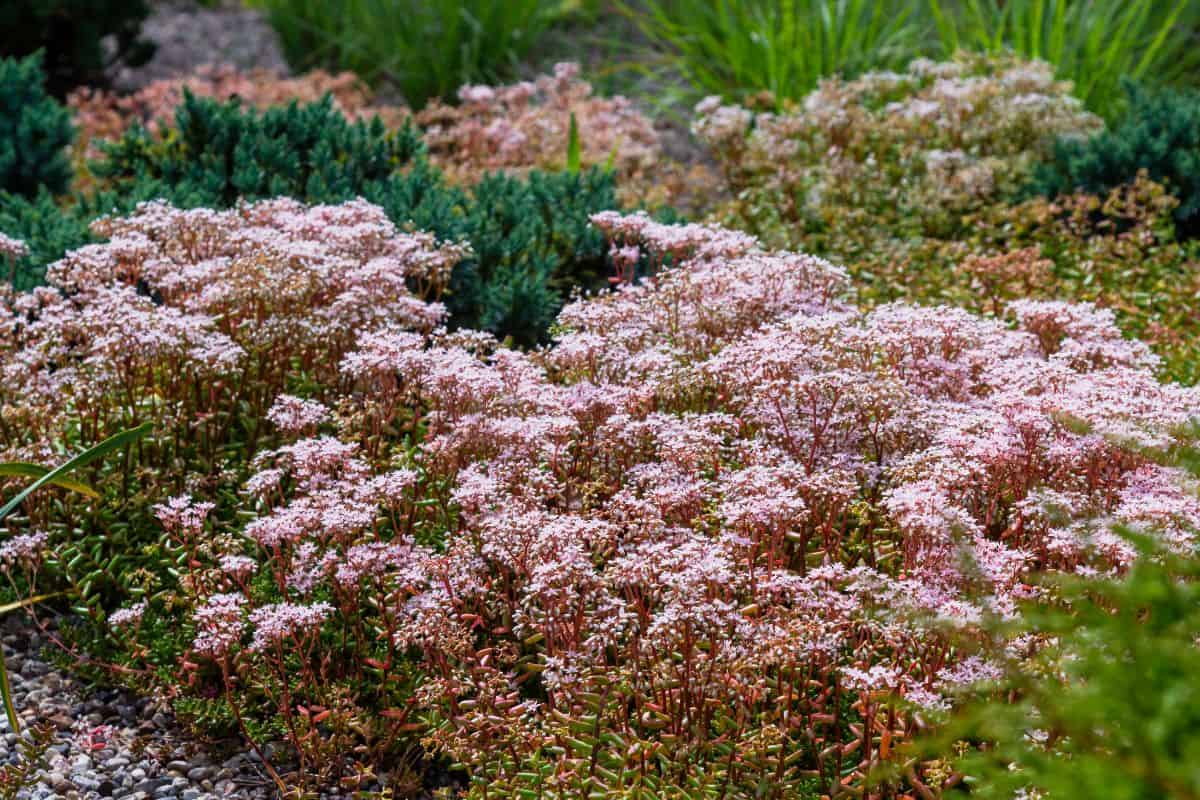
[2,204,1198,796]
[414,62,697,208]
[1,72,647,344]
[694,55,1200,384]
[693,54,1101,255]
[65,61,684,207]
[5,3,1200,798]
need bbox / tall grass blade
[0,422,151,732]
[0,464,100,499]
[566,112,581,173]
[0,423,152,521]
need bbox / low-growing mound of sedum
[0,204,1196,797]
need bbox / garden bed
[0,1,1199,798]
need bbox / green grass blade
[0,593,62,615]
[0,649,16,732]
[566,112,581,173]
[0,464,100,500]
[0,423,152,522]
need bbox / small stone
[185,765,213,782]
[133,778,167,794]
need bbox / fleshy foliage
[691,55,1200,384]
[416,62,690,206]
[694,55,1101,255]
[8,202,1197,795]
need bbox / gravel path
[2,619,273,800]
[111,0,290,91]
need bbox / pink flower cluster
[0,198,461,467]
[248,601,332,652]
[0,530,49,571]
[0,233,26,260]
[12,197,1196,793]
[191,592,247,657]
[164,211,1200,791]
[267,395,330,435]
[416,62,662,189]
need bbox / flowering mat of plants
[2,4,1200,796]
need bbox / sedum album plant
[4,200,1197,794]
[691,55,1200,385]
[1,89,641,345]
[693,54,1101,258]
[901,173,1200,386]
[414,62,702,209]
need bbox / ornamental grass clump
[7,201,1197,795]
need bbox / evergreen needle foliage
[1030,82,1200,239]
[0,54,75,200]
[929,532,1200,799]
[911,426,1200,799]
[2,92,634,345]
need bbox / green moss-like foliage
[0,54,75,200]
[0,1,153,97]
[929,526,1200,800]
[0,191,89,292]
[366,168,618,345]
[1029,82,1200,238]
[93,91,425,207]
[3,92,638,345]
